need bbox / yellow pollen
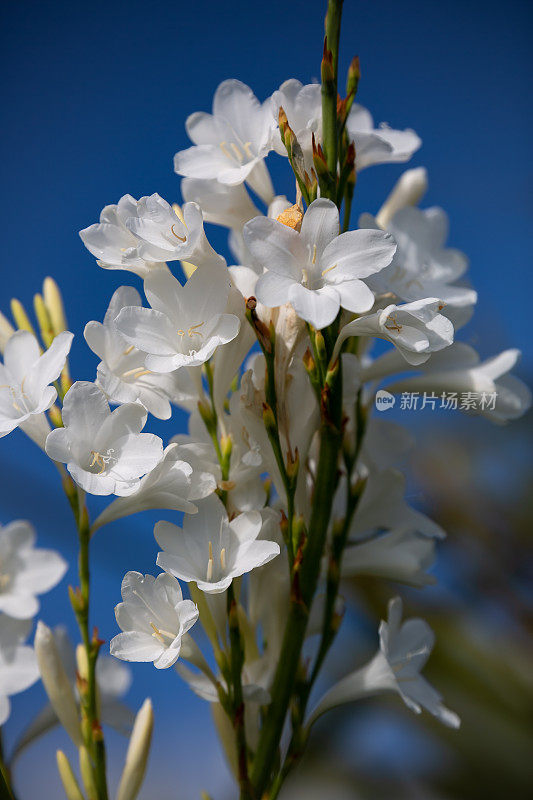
[122,345,135,356]
[220,548,226,570]
[188,321,204,338]
[312,244,317,265]
[171,224,187,243]
[243,141,254,158]
[301,268,308,284]
[150,622,165,643]
[276,204,303,231]
[321,263,337,277]
[206,540,214,582]
[89,451,106,475]
[384,314,402,334]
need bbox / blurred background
[1,0,532,797]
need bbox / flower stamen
[206,541,214,582]
[171,224,187,243]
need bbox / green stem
[251,361,343,797]
[227,584,253,800]
[270,392,367,793]
[64,481,108,800]
[321,0,343,182]
[342,178,355,232]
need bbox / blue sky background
[1,0,532,797]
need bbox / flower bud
[43,277,68,335]
[376,167,428,228]
[35,621,82,747]
[116,698,154,800]
[79,745,97,799]
[10,298,37,337]
[0,311,15,354]
[34,293,55,348]
[56,751,85,800]
[346,55,361,101]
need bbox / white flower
[80,194,216,276]
[334,298,454,366]
[309,597,460,728]
[181,178,260,230]
[346,104,421,171]
[244,198,396,329]
[92,443,216,532]
[172,436,264,517]
[271,79,322,170]
[349,468,446,540]
[45,381,163,496]
[0,520,66,619]
[270,81,420,173]
[155,494,280,594]
[0,616,39,726]
[386,345,532,423]
[80,194,165,277]
[110,572,198,669]
[0,330,73,438]
[85,286,198,420]
[360,206,477,310]
[114,266,240,373]
[342,530,437,587]
[124,195,221,268]
[174,79,276,204]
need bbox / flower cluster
[0,12,529,800]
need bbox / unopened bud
[35,621,82,747]
[56,751,85,800]
[10,298,37,338]
[321,38,334,84]
[312,133,329,180]
[0,311,15,354]
[376,167,428,228]
[278,106,289,144]
[286,447,299,484]
[76,643,89,682]
[315,330,327,364]
[303,347,316,373]
[48,404,63,428]
[116,698,154,800]
[34,293,55,348]
[346,56,361,101]
[43,277,68,335]
[79,745,97,799]
[262,402,277,433]
[220,433,233,463]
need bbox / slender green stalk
[246,309,298,564]
[201,361,253,798]
[227,584,253,800]
[321,0,344,181]
[64,480,108,800]
[251,360,343,797]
